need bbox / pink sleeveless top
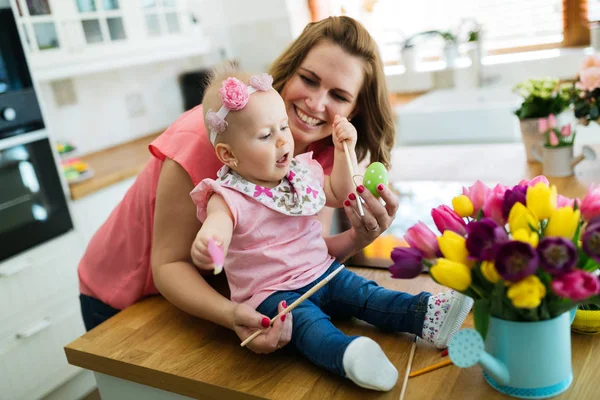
[77,105,334,310]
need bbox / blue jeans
[79,294,121,331]
[257,262,431,377]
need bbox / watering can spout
[479,352,510,385]
[571,145,597,168]
[448,329,511,385]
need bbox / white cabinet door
[71,176,136,244]
[0,300,86,400]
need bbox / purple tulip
[389,247,425,279]
[537,237,578,276]
[551,270,600,301]
[404,221,439,259]
[502,185,528,218]
[431,205,467,235]
[582,215,600,263]
[495,241,538,282]
[466,218,509,261]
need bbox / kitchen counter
[65,269,599,400]
[68,132,162,200]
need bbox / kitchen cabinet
[0,176,135,400]
[9,0,210,82]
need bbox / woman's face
[280,40,365,154]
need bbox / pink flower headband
[206,73,274,145]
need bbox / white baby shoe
[422,291,473,349]
[343,337,398,391]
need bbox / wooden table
[65,143,600,400]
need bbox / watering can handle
[531,144,543,163]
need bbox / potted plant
[439,30,458,67]
[513,78,572,163]
[572,54,600,126]
[389,177,600,398]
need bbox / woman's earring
[232,160,238,167]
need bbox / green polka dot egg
[363,162,388,198]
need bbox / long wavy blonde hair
[269,16,395,168]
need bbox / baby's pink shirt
[190,154,335,309]
[77,104,335,310]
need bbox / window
[142,0,182,37]
[76,0,127,44]
[319,0,589,64]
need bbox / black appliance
[0,6,73,263]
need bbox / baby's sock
[342,336,398,391]
[422,290,473,349]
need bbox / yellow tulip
[526,182,557,220]
[512,228,539,248]
[480,261,501,284]
[437,230,469,265]
[544,207,581,239]
[508,202,539,234]
[452,195,474,218]
[430,258,472,292]
[506,275,547,309]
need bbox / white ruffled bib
[216,158,326,216]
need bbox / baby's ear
[215,143,237,167]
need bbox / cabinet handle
[16,318,52,339]
[0,258,35,277]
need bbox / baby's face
[226,90,294,187]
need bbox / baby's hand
[332,115,358,152]
[191,231,224,273]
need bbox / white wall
[37,56,207,155]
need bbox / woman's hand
[232,301,292,354]
[343,183,399,247]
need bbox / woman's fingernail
[261,317,270,328]
[348,193,356,201]
[344,200,351,207]
[281,314,286,322]
[377,184,385,192]
[282,301,287,308]
[357,185,365,193]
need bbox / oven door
[0,131,73,262]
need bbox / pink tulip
[518,175,550,188]
[547,114,557,129]
[560,124,572,137]
[538,118,548,133]
[462,180,490,217]
[431,205,467,235]
[404,221,439,259]
[581,184,600,222]
[551,270,600,301]
[557,194,579,209]
[549,131,559,146]
[483,192,506,225]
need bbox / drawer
[0,231,84,323]
[0,301,86,400]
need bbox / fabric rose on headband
[219,77,249,110]
[206,109,227,134]
[249,73,273,91]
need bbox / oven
[0,6,73,262]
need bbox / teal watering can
[448,311,574,399]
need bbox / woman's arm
[151,159,292,353]
[151,159,236,328]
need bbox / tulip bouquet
[389,176,600,338]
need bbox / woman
[78,16,398,354]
